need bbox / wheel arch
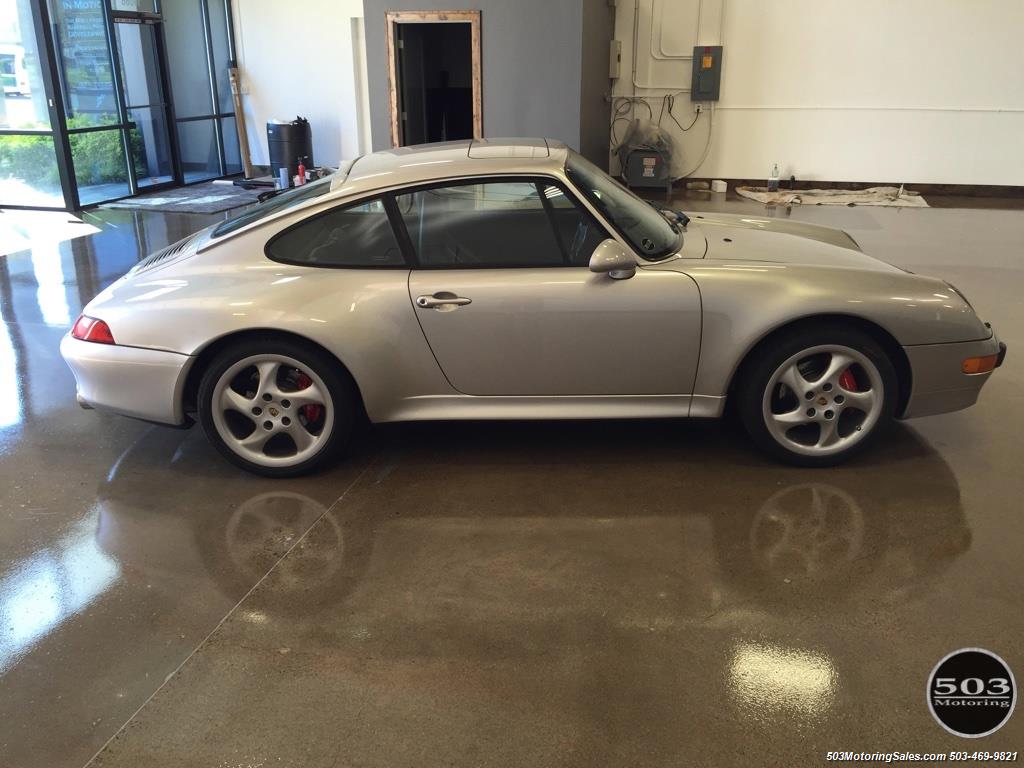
[724,313,913,417]
[180,328,367,418]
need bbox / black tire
[197,338,356,477]
[735,323,899,467]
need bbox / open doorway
[385,11,482,147]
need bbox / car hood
[689,212,903,272]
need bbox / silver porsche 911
[62,138,1005,476]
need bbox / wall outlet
[694,103,704,113]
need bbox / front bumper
[900,333,1005,419]
[60,334,193,426]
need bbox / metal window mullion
[222,0,236,66]
[199,0,225,175]
[0,202,68,211]
[103,6,138,196]
[66,122,135,135]
[124,101,169,111]
[109,11,162,22]
[33,0,78,209]
[152,18,184,185]
[211,111,226,175]
[176,112,233,122]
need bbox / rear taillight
[71,315,116,345]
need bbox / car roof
[331,138,570,197]
[199,139,573,248]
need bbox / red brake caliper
[296,373,323,424]
[838,368,858,391]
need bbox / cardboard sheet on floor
[101,181,264,214]
[736,185,929,207]
[0,210,101,257]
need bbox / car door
[399,178,701,397]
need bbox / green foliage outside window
[0,114,146,191]
[0,133,57,186]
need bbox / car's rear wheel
[736,325,898,466]
[198,339,355,477]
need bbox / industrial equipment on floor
[615,119,673,194]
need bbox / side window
[266,197,405,267]
[395,180,601,268]
[540,182,608,266]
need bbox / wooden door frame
[385,10,482,147]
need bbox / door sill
[381,394,715,422]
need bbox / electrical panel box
[690,45,722,101]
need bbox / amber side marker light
[962,354,998,375]
[71,315,116,345]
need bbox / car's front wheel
[197,339,355,477]
[736,325,898,466]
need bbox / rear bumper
[60,334,193,426]
[900,333,1004,419]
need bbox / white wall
[613,0,1024,185]
[230,0,371,169]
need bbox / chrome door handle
[416,293,472,309]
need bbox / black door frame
[108,10,184,195]
[47,0,151,208]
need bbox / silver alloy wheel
[211,354,334,468]
[761,344,884,457]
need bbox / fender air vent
[131,233,199,275]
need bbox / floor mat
[101,181,265,214]
[736,185,929,207]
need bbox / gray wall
[579,0,614,169]
[363,0,584,153]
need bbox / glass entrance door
[48,0,131,205]
[1,0,240,210]
[0,0,69,208]
[46,0,180,205]
[113,17,176,189]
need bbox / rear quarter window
[266,198,406,268]
[213,175,335,238]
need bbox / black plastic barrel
[267,117,313,181]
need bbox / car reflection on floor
[0,417,971,766]
[89,420,974,763]
[89,420,967,621]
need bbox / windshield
[211,174,336,238]
[565,151,680,260]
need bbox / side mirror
[588,239,636,280]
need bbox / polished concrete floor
[1,199,1022,767]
